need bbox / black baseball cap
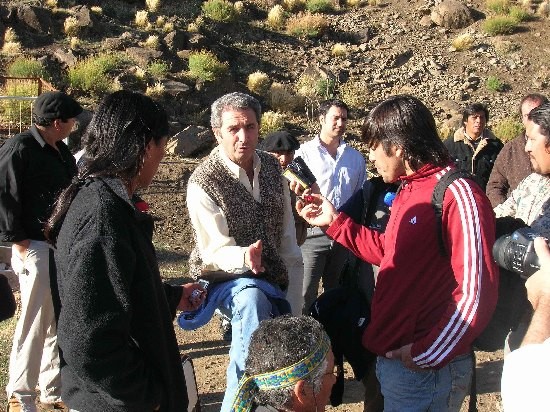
[259,131,300,152]
[33,91,83,120]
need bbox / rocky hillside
[1,0,549,144]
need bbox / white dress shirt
[295,136,366,209]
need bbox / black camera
[493,227,543,279]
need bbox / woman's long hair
[45,90,169,244]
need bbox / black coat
[54,178,187,412]
[444,128,503,191]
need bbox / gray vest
[188,148,288,289]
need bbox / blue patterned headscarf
[230,330,331,411]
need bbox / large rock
[17,5,53,35]
[167,126,215,157]
[431,0,474,29]
[126,47,163,68]
[164,30,187,52]
[67,5,93,36]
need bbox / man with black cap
[0,91,82,412]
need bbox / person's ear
[213,128,222,144]
[294,379,314,404]
[319,114,325,126]
[394,145,403,159]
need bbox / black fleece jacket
[54,178,187,412]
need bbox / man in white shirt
[295,99,366,313]
[501,238,550,411]
[185,92,303,412]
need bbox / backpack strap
[431,169,475,257]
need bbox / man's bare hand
[245,239,265,274]
[178,283,207,311]
[526,238,550,311]
[385,343,422,370]
[296,193,338,230]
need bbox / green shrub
[202,0,238,22]
[68,53,128,95]
[147,60,170,79]
[188,50,228,81]
[482,16,518,35]
[247,71,271,96]
[486,0,510,14]
[305,0,334,13]
[338,77,370,110]
[486,75,505,92]
[6,58,49,79]
[509,6,531,22]
[492,117,523,142]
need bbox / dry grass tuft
[146,0,161,13]
[286,12,328,38]
[64,16,81,37]
[260,111,286,136]
[135,10,149,28]
[267,5,287,29]
[146,81,166,98]
[268,82,303,112]
[451,33,474,51]
[331,43,348,57]
[283,0,306,11]
[247,71,272,96]
[143,35,160,49]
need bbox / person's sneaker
[6,396,37,412]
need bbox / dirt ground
[143,155,505,412]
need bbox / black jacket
[444,127,503,191]
[54,178,187,412]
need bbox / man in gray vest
[184,92,303,411]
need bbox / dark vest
[188,148,288,289]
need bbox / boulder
[167,125,215,157]
[164,30,187,52]
[126,47,163,68]
[17,5,52,35]
[431,0,474,29]
[162,80,191,97]
[53,47,78,68]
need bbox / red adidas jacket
[326,164,499,368]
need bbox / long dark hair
[362,95,451,171]
[45,90,168,244]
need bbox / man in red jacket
[296,95,499,411]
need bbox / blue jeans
[301,227,349,314]
[219,287,274,412]
[376,353,473,412]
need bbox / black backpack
[432,168,528,352]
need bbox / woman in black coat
[45,91,205,412]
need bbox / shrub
[64,16,81,37]
[45,0,58,8]
[482,16,518,35]
[148,60,170,79]
[247,71,271,96]
[69,36,81,50]
[146,0,161,12]
[346,0,361,6]
[509,5,531,22]
[305,0,335,13]
[202,0,238,22]
[296,72,336,101]
[188,50,228,82]
[90,6,103,14]
[486,75,505,91]
[2,28,21,55]
[338,77,370,111]
[156,15,167,27]
[144,35,160,49]
[234,1,246,13]
[4,28,17,43]
[163,21,175,32]
[486,0,510,14]
[260,111,286,136]
[267,5,287,29]
[0,80,37,125]
[135,10,149,28]
[451,33,474,51]
[492,117,523,142]
[268,82,303,112]
[6,58,48,79]
[145,81,165,98]
[331,43,347,57]
[286,12,328,38]
[68,53,128,95]
[283,0,306,11]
